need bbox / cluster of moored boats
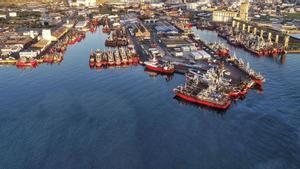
[228,54,265,86]
[217,26,286,56]
[0,29,86,68]
[89,47,140,68]
[173,62,262,110]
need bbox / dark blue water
[0,27,299,169]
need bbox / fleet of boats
[173,68,232,110]
[89,47,139,68]
[0,16,265,111]
[1,28,85,68]
[228,54,265,86]
[173,62,258,110]
[217,25,286,56]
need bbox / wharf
[126,21,253,89]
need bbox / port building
[212,10,238,22]
[239,0,249,21]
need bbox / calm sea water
[0,27,299,169]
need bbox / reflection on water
[144,68,174,81]
[173,95,227,115]
[0,26,299,169]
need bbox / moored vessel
[16,57,38,68]
[114,49,121,66]
[107,50,115,66]
[95,49,103,67]
[173,70,231,110]
[89,50,96,68]
[144,57,175,74]
[119,47,128,64]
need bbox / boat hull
[175,92,231,110]
[145,64,175,74]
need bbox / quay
[121,13,264,109]
[0,2,268,110]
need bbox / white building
[75,21,88,29]
[186,1,209,11]
[69,0,97,7]
[19,49,40,58]
[1,45,22,56]
[212,10,238,22]
[23,30,39,39]
[0,14,7,19]
[8,12,17,17]
[42,29,52,41]
[191,50,210,60]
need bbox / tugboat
[107,50,115,66]
[95,49,103,67]
[119,47,128,64]
[144,56,175,74]
[114,49,121,66]
[173,70,231,110]
[16,57,38,68]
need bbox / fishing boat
[54,53,63,63]
[16,57,38,68]
[102,24,111,33]
[234,57,266,86]
[127,47,139,64]
[89,50,96,67]
[144,57,175,74]
[114,49,121,66]
[119,47,128,64]
[95,49,103,67]
[107,50,115,66]
[126,48,133,64]
[102,51,108,65]
[43,54,54,63]
[173,70,231,110]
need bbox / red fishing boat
[173,70,232,110]
[144,57,175,74]
[175,91,231,110]
[43,55,54,63]
[16,58,38,68]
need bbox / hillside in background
[0,0,67,5]
[0,0,107,6]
